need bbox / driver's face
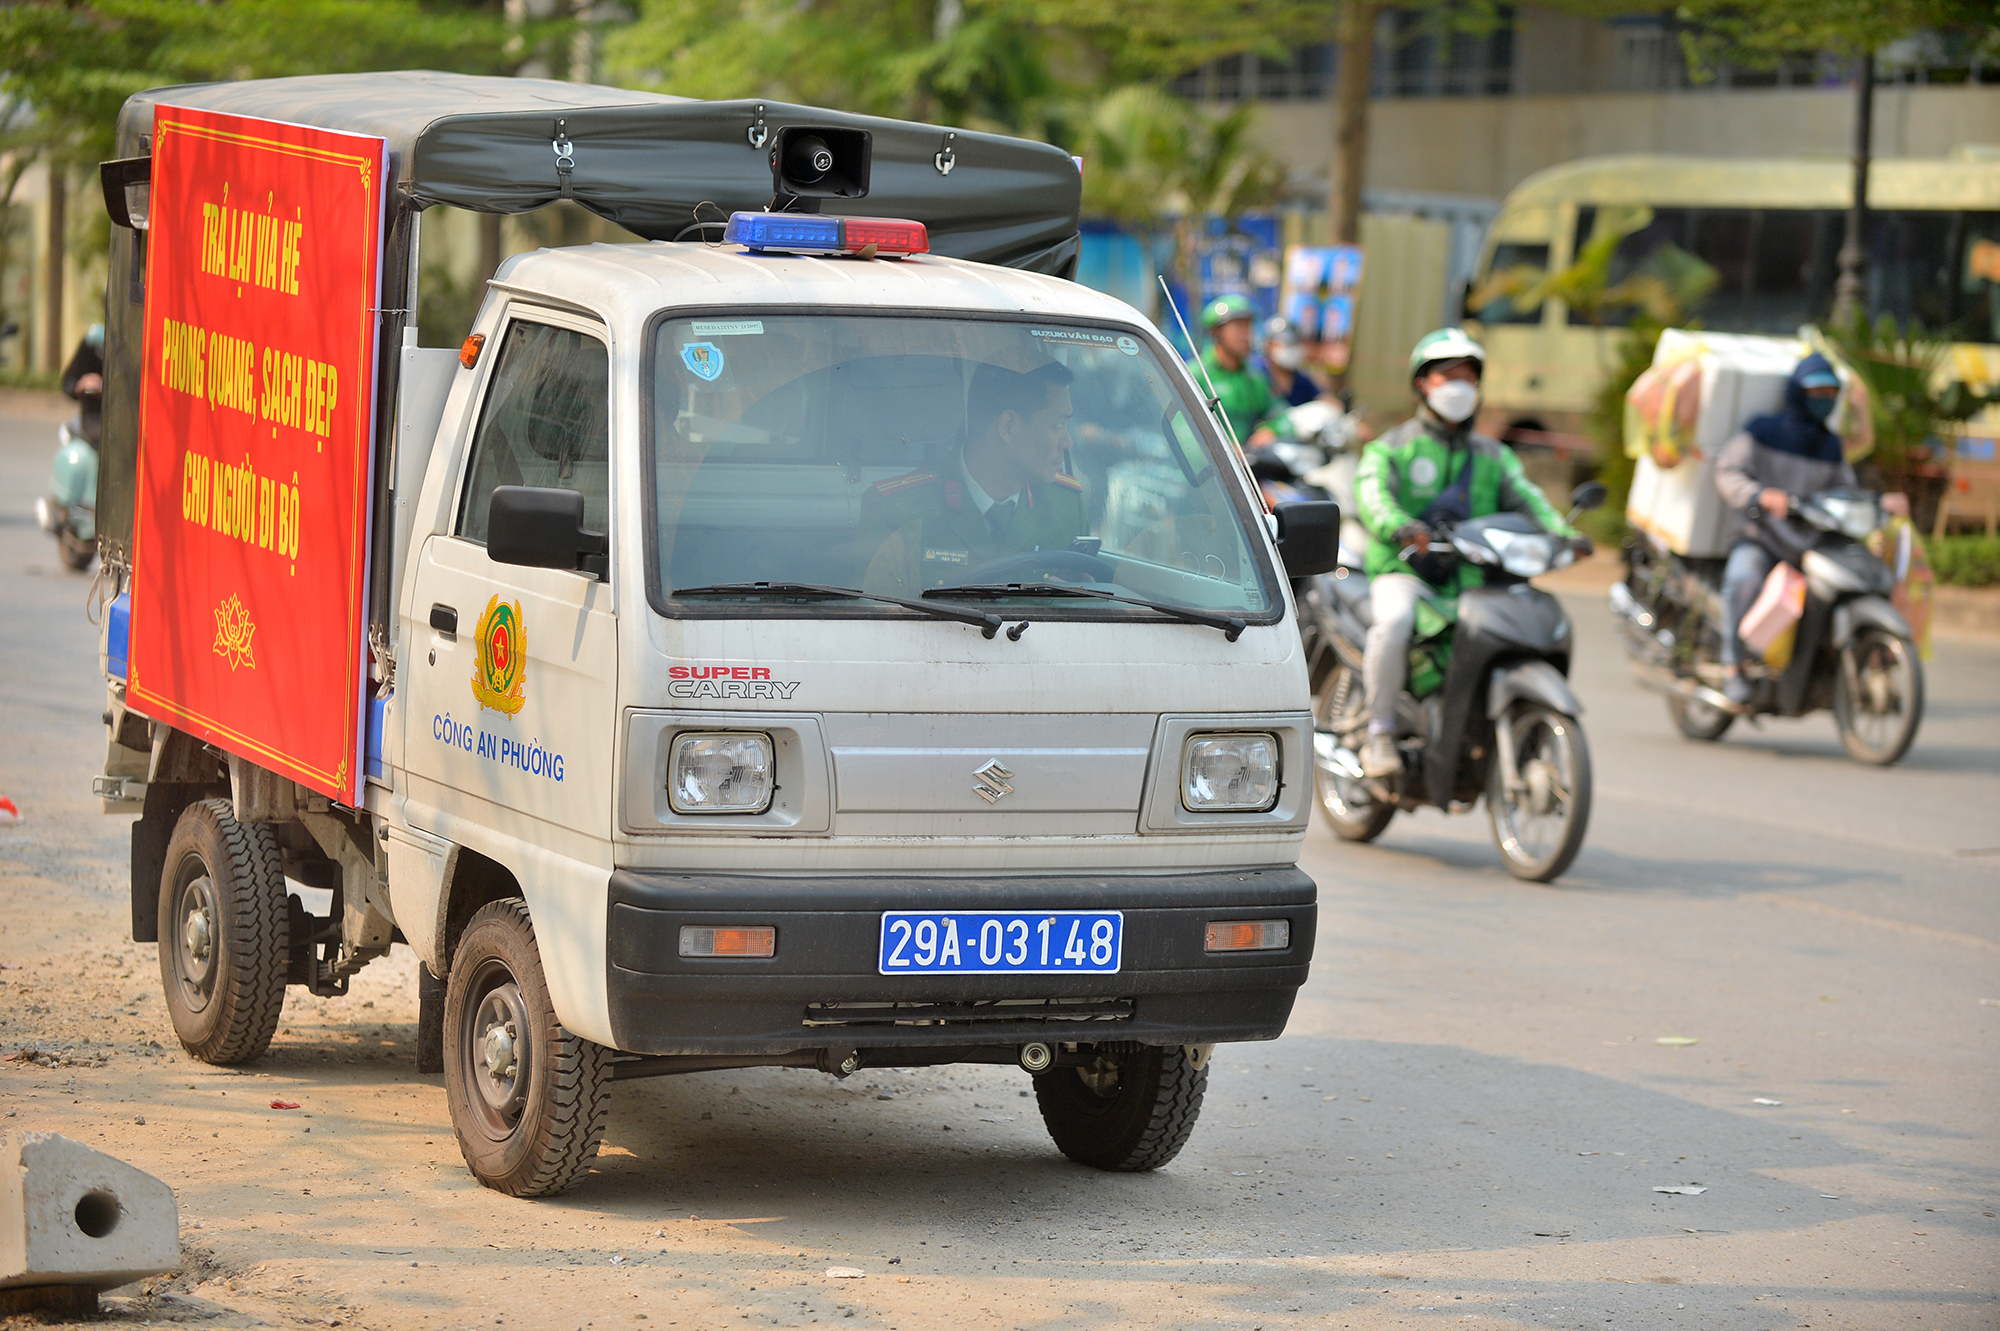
[999,385,1073,487]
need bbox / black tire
[444,899,610,1197]
[157,798,288,1064]
[1486,704,1592,883]
[1667,694,1735,742]
[1312,661,1396,842]
[1833,628,1924,766]
[57,529,94,571]
[1033,1045,1207,1171]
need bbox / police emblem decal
[681,341,725,381]
[470,594,527,715]
[972,759,1015,805]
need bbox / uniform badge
[470,594,527,716]
[1410,455,1439,487]
[681,341,725,381]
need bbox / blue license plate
[878,910,1124,975]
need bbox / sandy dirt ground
[2,390,1996,1330]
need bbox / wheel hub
[173,874,222,1009]
[467,982,531,1125]
[482,1022,518,1080]
[183,905,212,964]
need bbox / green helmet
[1409,326,1486,378]
[1201,293,1256,330]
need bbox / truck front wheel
[157,798,288,1064]
[444,900,610,1197]
[1033,1044,1208,1171]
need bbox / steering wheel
[959,549,1116,586]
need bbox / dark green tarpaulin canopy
[112,71,1081,270]
[96,72,1082,572]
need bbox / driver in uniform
[859,360,1090,596]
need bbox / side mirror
[1570,481,1608,512]
[487,486,608,579]
[99,156,151,231]
[1273,500,1341,578]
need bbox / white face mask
[1271,344,1305,370]
[1424,378,1480,424]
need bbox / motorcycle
[35,393,99,572]
[1298,483,1606,882]
[1609,485,1923,766]
[1250,398,1370,559]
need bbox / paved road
[1,396,1994,1330]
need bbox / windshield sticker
[681,342,725,381]
[668,664,801,701]
[1029,327,1125,349]
[690,320,764,337]
[1116,335,1140,356]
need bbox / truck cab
[91,73,1333,1196]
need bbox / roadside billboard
[126,107,387,805]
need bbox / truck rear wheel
[444,900,610,1197]
[157,798,288,1065]
[1033,1045,1207,1171]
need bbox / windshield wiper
[671,581,1003,638]
[922,583,1248,642]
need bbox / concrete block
[0,1133,179,1291]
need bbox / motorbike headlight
[1483,528,1554,577]
[1826,496,1881,540]
[668,732,774,814]
[1182,733,1279,812]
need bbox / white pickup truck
[91,72,1336,1196]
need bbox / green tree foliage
[0,0,544,164]
[603,0,1070,135]
[1670,0,1996,73]
[1074,84,1285,300]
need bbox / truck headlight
[1182,733,1279,812]
[668,733,774,814]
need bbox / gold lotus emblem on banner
[470,594,526,715]
[212,593,257,671]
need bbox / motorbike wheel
[57,528,94,571]
[1312,661,1395,842]
[1666,694,1734,742]
[1486,704,1592,883]
[1833,629,1923,766]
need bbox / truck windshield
[648,314,1273,620]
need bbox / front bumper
[605,867,1316,1056]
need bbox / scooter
[1300,483,1605,882]
[36,392,99,572]
[1610,485,1923,766]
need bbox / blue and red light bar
[724,211,929,257]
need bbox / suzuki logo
[972,759,1015,805]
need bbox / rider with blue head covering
[1711,352,1854,703]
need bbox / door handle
[430,603,458,639]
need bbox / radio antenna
[1160,275,1238,448]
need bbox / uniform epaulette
[872,471,936,496]
[1050,473,1085,491]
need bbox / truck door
[401,311,617,869]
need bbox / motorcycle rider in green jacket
[1352,328,1589,778]
[1191,293,1283,445]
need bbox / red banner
[128,108,387,804]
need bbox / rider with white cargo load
[1352,328,1587,778]
[1710,353,1852,705]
